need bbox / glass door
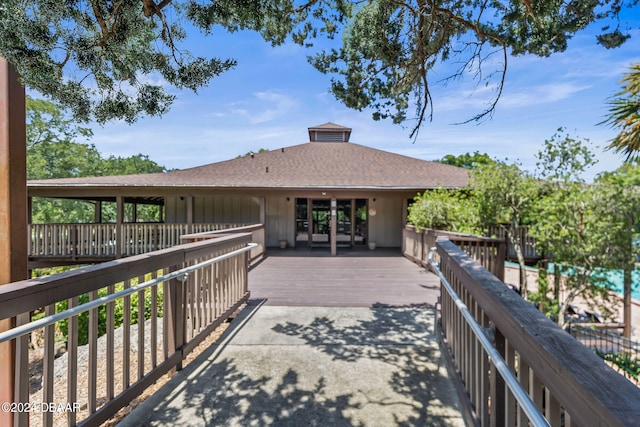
[335,200,352,246]
[354,199,368,245]
[295,198,309,245]
[311,199,331,245]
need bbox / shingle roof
[28,141,470,190]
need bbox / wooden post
[186,196,193,234]
[330,198,337,256]
[94,200,102,223]
[0,57,27,426]
[116,195,124,258]
[496,239,507,282]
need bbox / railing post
[0,57,27,427]
[166,269,186,371]
[495,239,506,281]
[70,225,77,260]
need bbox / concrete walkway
[118,301,465,426]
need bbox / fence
[403,225,506,280]
[486,224,541,263]
[570,325,640,386]
[180,224,266,263]
[28,223,249,259]
[433,237,640,426]
[0,231,255,426]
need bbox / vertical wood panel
[14,312,29,427]
[137,279,145,381]
[43,304,55,427]
[517,356,530,427]
[106,286,115,399]
[67,297,78,426]
[88,290,99,414]
[123,280,131,388]
[151,271,158,369]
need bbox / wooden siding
[265,196,295,247]
[165,195,260,224]
[369,197,404,247]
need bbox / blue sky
[86,18,640,182]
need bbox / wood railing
[0,230,255,427]
[403,225,506,280]
[434,237,640,426]
[180,224,266,263]
[486,224,541,262]
[28,223,250,259]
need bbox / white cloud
[227,90,298,124]
[500,83,592,108]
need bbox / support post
[330,198,337,256]
[94,200,102,223]
[186,196,193,234]
[0,57,27,427]
[116,195,124,258]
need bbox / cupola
[308,123,352,142]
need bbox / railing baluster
[151,270,158,369]
[67,296,78,427]
[545,388,562,427]
[137,277,145,381]
[531,372,543,414]
[517,355,531,427]
[505,340,516,427]
[490,328,506,427]
[106,285,115,400]
[88,290,99,414]
[163,277,170,361]
[123,279,131,388]
[43,304,55,427]
[472,300,481,415]
[204,263,212,326]
[14,312,29,427]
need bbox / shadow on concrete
[118,302,463,426]
[270,303,463,426]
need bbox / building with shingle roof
[28,123,470,252]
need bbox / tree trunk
[508,223,528,299]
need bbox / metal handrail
[0,242,257,344]
[428,247,550,427]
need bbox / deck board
[248,248,441,307]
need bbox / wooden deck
[248,248,441,307]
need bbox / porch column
[330,198,337,256]
[94,200,102,223]
[259,197,266,225]
[0,57,27,426]
[186,196,194,233]
[116,196,124,258]
[401,198,408,254]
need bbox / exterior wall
[165,195,260,224]
[164,192,406,248]
[368,197,404,247]
[265,195,295,247]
